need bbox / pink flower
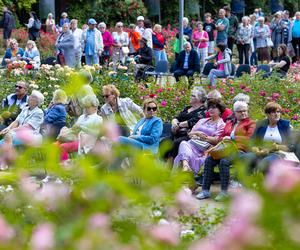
[272,92,280,100]
[265,160,300,193]
[287,89,294,94]
[294,74,300,81]
[161,100,167,107]
[176,188,200,215]
[259,91,266,97]
[244,87,251,93]
[230,91,235,95]
[240,84,246,89]
[230,87,235,91]
[0,215,15,242]
[189,239,218,250]
[156,88,163,93]
[15,126,42,146]
[88,213,110,229]
[292,114,299,120]
[30,223,54,250]
[149,94,157,98]
[149,221,180,246]
[102,121,120,142]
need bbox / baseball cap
[88,18,97,25]
[137,16,144,21]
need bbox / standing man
[215,9,229,45]
[135,16,145,36]
[282,10,291,45]
[223,6,239,52]
[1,6,15,47]
[70,19,83,68]
[82,18,103,65]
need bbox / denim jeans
[85,54,99,65]
[208,69,227,86]
[153,49,168,65]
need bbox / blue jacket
[174,49,200,72]
[44,103,67,127]
[131,116,163,152]
[2,48,24,66]
[252,119,291,146]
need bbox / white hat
[137,16,144,21]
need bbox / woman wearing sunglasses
[119,98,163,153]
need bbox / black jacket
[137,45,153,65]
[174,49,200,72]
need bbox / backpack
[32,19,41,31]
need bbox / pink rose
[149,222,180,246]
[265,160,300,193]
[175,188,200,215]
[156,88,163,93]
[272,93,280,100]
[30,223,55,250]
[240,84,246,89]
[292,114,299,121]
[161,100,167,107]
[259,91,266,97]
[0,215,15,242]
[244,87,251,93]
[89,213,110,229]
[287,89,294,94]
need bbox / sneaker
[214,191,229,202]
[230,180,243,189]
[195,190,211,200]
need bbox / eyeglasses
[15,85,25,89]
[147,107,157,111]
[102,94,111,98]
[117,26,123,28]
[236,110,247,113]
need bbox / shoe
[214,191,229,202]
[230,180,243,189]
[194,175,203,186]
[195,190,211,200]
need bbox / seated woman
[119,98,163,153]
[0,90,44,147]
[100,84,144,136]
[22,40,41,74]
[268,44,290,78]
[205,43,232,87]
[43,89,68,138]
[246,102,292,172]
[165,86,207,160]
[173,100,225,175]
[197,101,256,201]
[56,95,103,160]
[2,39,24,76]
[206,90,232,122]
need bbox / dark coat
[137,45,153,65]
[174,49,200,72]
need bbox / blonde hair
[26,40,37,49]
[52,89,68,104]
[82,94,99,108]
[9,39,18,48]
[143,98,158,110]
[153,24,162,32]
[102,84,120,97]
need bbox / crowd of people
[0,6,299,201]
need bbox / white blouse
[263,125,282,144]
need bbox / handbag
[266,37,274,48]
[207,139,238,160]
[121,46,129,54]
[57,127,77,143]
[190,139,211,151]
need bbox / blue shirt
[216,17,229,42]
[85,29,95,56]
[292,20,300,38]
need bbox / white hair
[82,94,99,108]
[183,41,191,48]
[233,101,248,112]
[99,22,106,28]
[31,90,45,106]
[191,86,207,103]
[233,93,250,104]
[258,17,265,22]
[116,22,123,27]
[242,16,250,22]
[183,17,189,24]
[207,90,222,100]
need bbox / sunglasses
[147,107,157,111]
[15,85,24,89]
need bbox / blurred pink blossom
[240,84,246,89]
[292,114,299,121]
[287,89,294,94]
[102,121,120,142]
[156,88,163,93]
[272,93,280,100]
[161,100,167,107]
[149,221,180,246]
[176,188,200,215]
[15,126,42,146]
[259,91,266,97]
[89,213,110,229]
[0,215,15,242]
[265,160,300,193]
[30,223,55,250]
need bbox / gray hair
[82,94,99,108]
[183,17,189,24]
[183,41,191,48]
[242,16,250,22]
[258,16,265,22]
[99,22,106,28]
[191,86,207,103]
[61,12,68,17]
[63,22,70,28]
[116,22,123,27]
[233,101,248,112]
[233,93,250,104]
[31,90,45,106]
[207,90,222,100]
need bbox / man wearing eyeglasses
[0,81,28,129]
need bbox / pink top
[217,52,224,71]
[191,117,225,137]
[192,30,208,48]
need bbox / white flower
[152,210,162,218]
[43,92,48,96]
[180,229,195,237]
[5,185,13,192]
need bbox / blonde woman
[152,24,168,64]
[22,40,41,73]
[45,13,55,33]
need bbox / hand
[223,136,231,141]
[0,127,10,135]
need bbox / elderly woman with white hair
[59,12,69,27]
[98,22,114,65]
[0,90,44,146]
[183,17,193,43]
[45,13,55,33]
[56,94,103,160]
[165,86,207,160]
[236,16,252,65]
[254,17,271,64]
[56,23,75,67]
[22,40,41,73]
[233,93,250,104]
[197,101,256,201]
[112,22,129,71]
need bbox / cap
[137,16,144,21]
[88,18,97,25]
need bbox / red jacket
[219,117,256,152]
